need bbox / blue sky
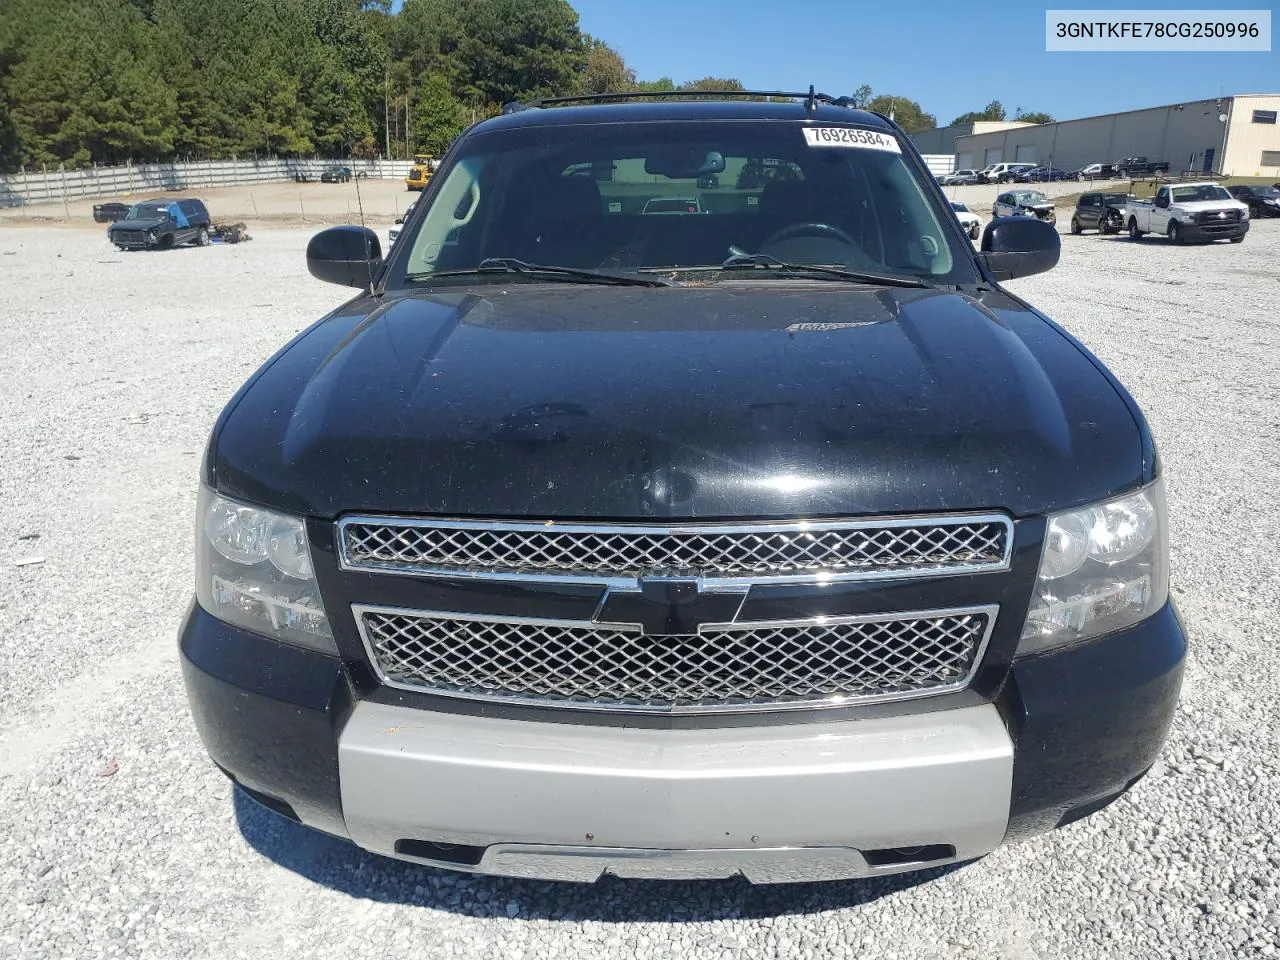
[571,0,1278,124]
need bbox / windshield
[950,201,969,212]
[389,120,977,287]
[1251,186,1280,197]
[127,203,168,219]
[1171,184,1233,203]
[1012,191,1048,204]
[1101,194,1129,205]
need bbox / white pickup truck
[1123,182,1250,244]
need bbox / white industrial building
[943,94,1280,178]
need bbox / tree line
[0,0,1054,173]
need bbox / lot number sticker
[803,127,901,152]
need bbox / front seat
[756,179,818,247]
[526,176,605,267]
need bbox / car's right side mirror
[978,216,1060,281]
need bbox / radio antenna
[352,163,376,295]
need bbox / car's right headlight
[1018,478,1169,656]
[195,485,335,653]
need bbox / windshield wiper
[720,253,930,289]
[407,258,671,287]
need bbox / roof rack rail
[502,86,856,114]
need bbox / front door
[1152,188,1173,232]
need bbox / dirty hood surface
[210,282,1142,520]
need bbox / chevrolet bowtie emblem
[594,579,747,635]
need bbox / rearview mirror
[978,216,1060,281]
[644,148,726,180]
[306,225,383,288]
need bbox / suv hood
[109,216,168,231]
[210,284,1144,520]
[1169,198,1248,212]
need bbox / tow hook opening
[862,843,956,868]
[395,839,485,866]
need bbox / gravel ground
[1,221,1278,960]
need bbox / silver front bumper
[337,702,1014,883]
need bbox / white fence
[919,154,956,177]
[0,158,415,207]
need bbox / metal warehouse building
[910,120,1034,158]
[946,94,1280,178]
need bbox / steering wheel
[760,221,857,249]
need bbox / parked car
[321,165,352,184]
[641,196,702,214]
[1112,157,1170,178]
[405,154,435,191]
[1015,167,1070,183]
[950,199,982,239]
[388,199,417,246]
[181,93,1183,886]
[942,169,980,185]
[993,189,1057,224]
[1070,163,1114,181]
[980,162,1036,184]
[92,201,130,223]
[1123,181,1249,244]
[1071,191,1130,234]
[1227,184,1280,218]
[106,198,212,250]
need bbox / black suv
[1071,191,1130,234]
[180,93,1184,885]
[107,198,211,250]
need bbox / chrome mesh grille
[340,516,1010,582]
[355,606,994,713]
[1194,209,1241,224]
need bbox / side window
[1156,187,1169,203]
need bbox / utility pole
[384,73,391,160]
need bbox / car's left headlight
[195,486,335,652]
[1018,478,1169,656]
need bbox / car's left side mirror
[978,216,1060,281]
[306,226,383,288]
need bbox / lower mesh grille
[355,605,996,714]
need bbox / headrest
[758,179,815,221]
